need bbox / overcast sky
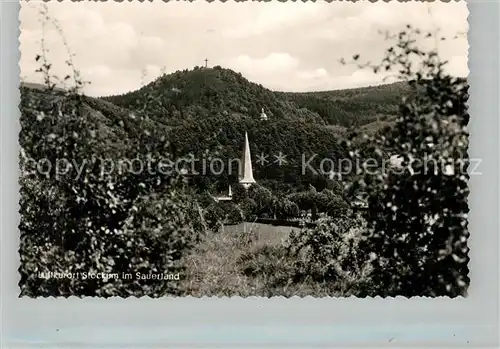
[20,1,468,97]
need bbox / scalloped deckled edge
[18,0,469,3]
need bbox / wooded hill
[103,66,409,128]
[21,67,410,194]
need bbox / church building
[260,108,268,121]
[213,131,256,202]
[239,131,257,189]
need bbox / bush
[287,190,316,211]
[204,203,225,230]
[19,183,200,297]
[274,198,300,220]
[221,202,244,224]
[342,27,469,297]
[239,198,258,221]
[18,45,202,296]
[287,216,373,296]
[247,184,274,217]
[231,183,248,203]
[287,188,349,219]
[204,201,243,229]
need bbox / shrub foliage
[19,80,202,297]
[341,28,470,297]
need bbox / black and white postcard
[18,0,469,298]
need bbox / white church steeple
[239,132,256,189]
[260,108,268,121]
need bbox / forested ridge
[22,67,405,195]
[102,66,409,128]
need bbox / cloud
[223,2,326,38]
[229,53,300,76]
[19,1,468,96]
[226,53,390,92]
[226,53,334,91]
[226,51,403,92]
[297,68,329,80]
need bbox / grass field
[179,223,361,297]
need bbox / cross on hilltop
[204,58,209,68]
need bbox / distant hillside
[103,67,413,129]
[278,81,412,127]
[103,66,325,127]
[19,83,170,160]
[20,82,67,93]
[20,68,411,194]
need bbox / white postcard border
[1,1,498,347]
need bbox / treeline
[199,183,349,230]
[103,66,408,128]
